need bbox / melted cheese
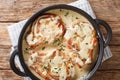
[28,52,38,66]
[23,9,98,80]
[76,57,84,66]
[42,49,56,61]
[52,55,63,66]
[26,14,64,47]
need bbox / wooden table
[0,0,120,80]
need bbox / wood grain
[0,70,22,80]
[0,0,120,80]
[0,23,13,47]
[89,0,120,22]
[99,45,120,70]
[0,0,75,22]
[91,70,120,80]
[0,70,120,80]
[0,48,11,70]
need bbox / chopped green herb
[82,58,86,62]
[54,68,57,69]
[45,41,48,44]
[42,46,46,50]
[59,47,65,51]
[52,70,58,73]
[25,47,31,50]
[60,44,65,47]
[24,47,31,53]
[43,66,48,70]
[75,52,79,55]
[53,39,61,45]
[68,67,70,69]
[64,12,69,16]
[82,36,86,40]
[60,9,62,12]
[43,65,49,70]
[52,67,61,73]
[24,50,28,53]
[25,48,28,50]
[58,42,61,45]
[76,17,79,19]
[59,44,65,51]
[49,59,51,62]
[59,68,61,71]
[86,43,88,45]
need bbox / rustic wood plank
[0,0,75,22]
[0,70,120,80]
[108,22,120,35]
[110,36,120,46]
[99,45,120,70]
[0,0,119,22]
[91,70,120,80]
[0,23,13,47]
[0,48,11,70]
[0,70,23,80]
[89,0,120,22]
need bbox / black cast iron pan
[10,4,112,80]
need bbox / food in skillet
[23,9,98,80]
[26,13,65,49]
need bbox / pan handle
[10,49,27,76]
[94,19,112,47]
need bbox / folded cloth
[8,0,112,80]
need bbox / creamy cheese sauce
[22,9,98,80]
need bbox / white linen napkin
[8,0,112,80]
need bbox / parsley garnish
[64,12,69,16]
[60,9,62,12]
[76,17,79,19]
[45,41,48,44]
[86,43,88,45]
[42,46,46,50]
